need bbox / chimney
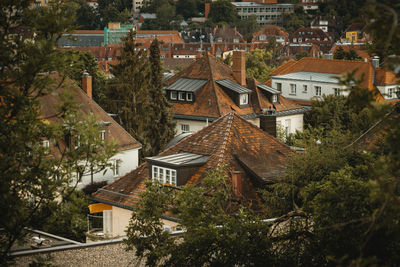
[205,3,211,19]
[82,71,92,99]
[232,171,243,197]
[371,56,379,85]
[232,50,246,86]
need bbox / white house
[39,73,141,189]
[268,57,394,103]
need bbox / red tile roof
[92,112,293,208]
[39,74,141,152]
[166,53,304,119]
[269,57,385,101]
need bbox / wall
[271,78,348,101]
[111,206,133,238]
[76,147,140,189]
[377,85,398,100]
[276,113,303,134]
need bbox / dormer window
[240,94,248,105]
[170,91,177,100]
[233,38,239,43]
[100,130,106,141]
[259,34,266,41]
[216,37,222,43]
[186,93,193,101]
[152,165,177,186]
[42,140,50,148]
[178,92,185,101]
[272,94,278,103]
[146,152,209,186]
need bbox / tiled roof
[92,112,293,208]
[165,53,305,119]
[39,74,141,152]
[269,57,381,93]
[375,68,399,86]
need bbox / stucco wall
[76,147,140,189]
[377,85,397,100]
[276,113,303,134]
[111,206,133,238]
[271,78,348,101]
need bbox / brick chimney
[232,171,243,197]
[232,50,246,86]
[205,3,211,19]
[82,71,92,99]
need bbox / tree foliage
[105,33,175,158]
[333,46,362,61]
[246,49,276,83]
[0,2,117,265]
[208,0,239,27]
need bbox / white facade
[377,85,399,100]
[276,113,304,135]
[76,147,140,189]
[271,73,349,101]
[174,117,260,136]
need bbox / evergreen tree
[147,39,176,156]
[0,2,117,264]
[106,30,151,156]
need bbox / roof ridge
[206,53,222,117]
[216,112,235,165]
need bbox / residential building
[344,23,371,44]
[164,51,307,136]
[58,30,104,47]
[232,2,294,26]
[132,0,148,13]
[267,57,395,104]
[212,26,246,44]
[289,27,333,54]
[39,73,141,188]
[252,25,288,44]
[91,112,294,237]
[299,0,320,12]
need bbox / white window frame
[100,130,106,141]
[240,94,249,105]
[181,124,190,133]
[42,140,50,148]
[178,92,185,101]
[170,91,177,100]
[290,84,296,95]
[334,88,341,96]
[113,159,120,177]
[315,86,322,96]
[388,88,393,98]
[152,165,177,186]
[272,94,278,103]
[186,93,193,101]
[303,85,307,92]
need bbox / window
[186,93,193,101]
[170,91,177,100]
[100,130,106,141]
[240,94,248,105]
[152,166,177,186]
[181,124,190,133]
[276,83,282,92]
[233,38,239,43]
[42,140,50,148]
[388,88,393,98]
[113,159,120,176]
[303,85,308,92]
[334,88,341,96]
[315,86,322,96]
[178,92,185,101]
[272,94,278,103]
[290,84,296,95]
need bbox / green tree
[246,49,276,83]
[282,6,310,33]
[236,15,260,42]
[64,0,100,30]
[125,167,275,266]
[176,0,198,20]
[0,2,117,264]
[208,0,238,26]
[147,39,176,156]
[334,46,362,61]
[105,30,151,157]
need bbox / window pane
[166,169,170,184]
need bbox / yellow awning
[88,203,112,214]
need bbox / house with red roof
[91,112,294,237]
[289,27,334,55]
[164,51,308,137]
[267,57,395,104]
[39,73,141,188]
[252,25,289,44]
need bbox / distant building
[289,27,333,54]
[266,57,398,104]
[299,0,320,12]
[232,2,294,26]
[58,30,104,47]
[252,25,289,44]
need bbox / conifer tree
[106,30,152,156]
[147,39,176,156]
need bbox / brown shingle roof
[92,112,293,208]
[39,74,141,152]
